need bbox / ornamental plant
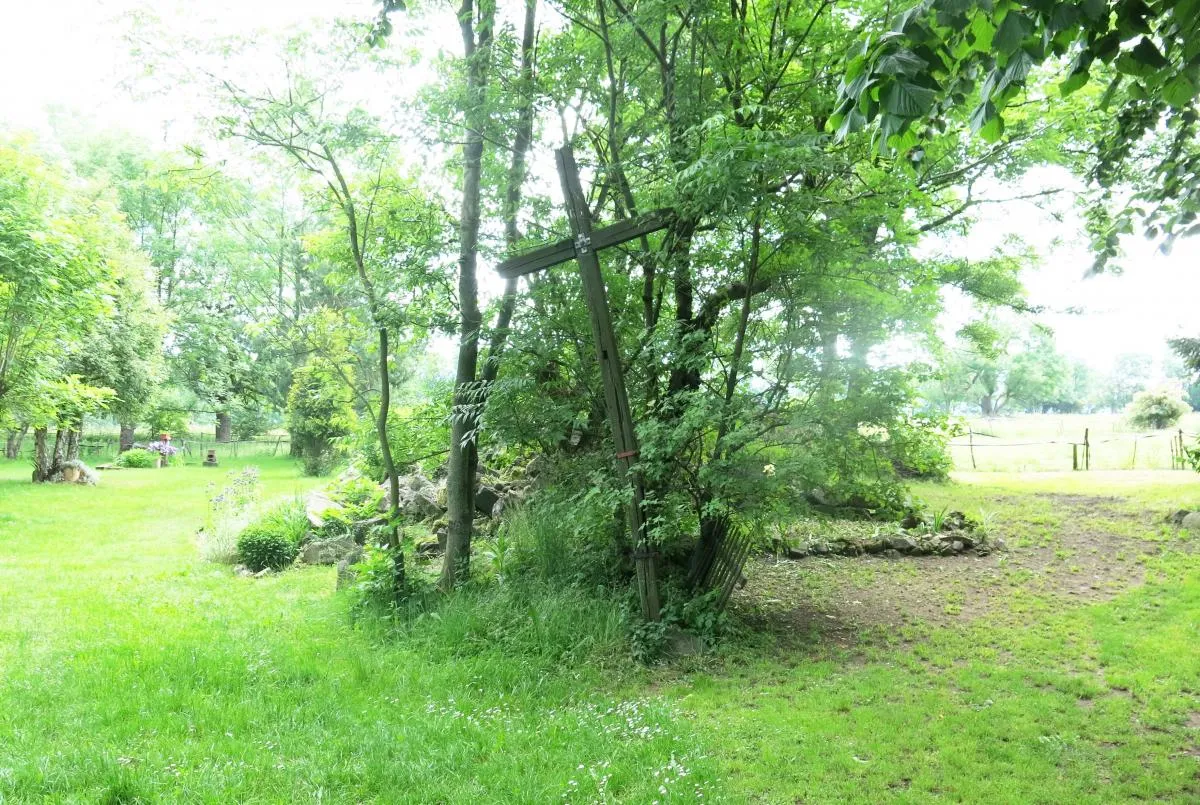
[147,440,180,462]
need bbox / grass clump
[113,448,158,468]
[253,497,310,546]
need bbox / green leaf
[1081,0,1107,21]
[876,49,928,76]
[883,81,937,117]
[1115,37,1168,78]
[992,11,1031,54]
[969,13,996,52]
[836,108,868,140]
[998,49,1035,90]
[1162,74,1197,109]
[980,114,1005,143]
[1060,68,1091,96]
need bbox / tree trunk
[216,412,232,443]
[65,418,82,463]
[980,395,994,416]
[377,327,403,583]
[5,424,28,459]
[119,423,136,453]
[442,0,496,592]
[32,427,61,483]
[32,428,50,482]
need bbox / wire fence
[7,433,292,463]
[951,426,1197,472]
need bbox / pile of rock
[784,510,1003,560]
[1167,510,1200,531]
[301,462,537,562]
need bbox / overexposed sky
[4,0,1198,378]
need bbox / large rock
[379,476,443,521]
[475,485,500,517]
[1181,511,1200,532]
[301,537,363,566]
[305,490,344,528]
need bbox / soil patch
[732,493,1164,651]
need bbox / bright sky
[4,0,1198,379]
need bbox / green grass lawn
[1,457,1197,802]
[950,412,1200,472]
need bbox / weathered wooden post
[967,426,977,470]
[1084,428,1090,470]
[495,145,669,621]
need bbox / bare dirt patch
[731,493,1168,650]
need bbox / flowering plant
[147,440,180,459]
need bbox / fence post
[968,426,977,470]
[1072,443,1079,471]
[1084,428,1090,470]
[1131,436,1137,469]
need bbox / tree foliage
[836,0,1200,269]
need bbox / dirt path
[730,493,1184,651]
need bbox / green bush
[255,498,311,546]
[886,415,958,480]
[114,448,159,468]
[236,523,300,572]
[287,361,356,476]
[147,407,189,439]
[1126,389,1190,430]
[232,404,276,441]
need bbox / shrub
[237,523,299,572]
[147,407,189,439]
[256,498,311,546]
[115,448,159,468]
[1126,389,1190,430]
[287,361,356,476]
[232,402,276,441]
[886,415,958,480]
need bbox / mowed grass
[949,412,1200,472]
[1,457,1198,802]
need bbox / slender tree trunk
[442,0,496,591]
[32,427,50,482]
[65,416,82,463]
[32,426,65,483]
[119,423,136,453]
[216,412,232,443]
[52,427,66,470]
[5,424,28,459]
[377,327,403,581]
[478,0,536,390]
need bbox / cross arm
[495,208,674,279]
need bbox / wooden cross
[497,146,668,621]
